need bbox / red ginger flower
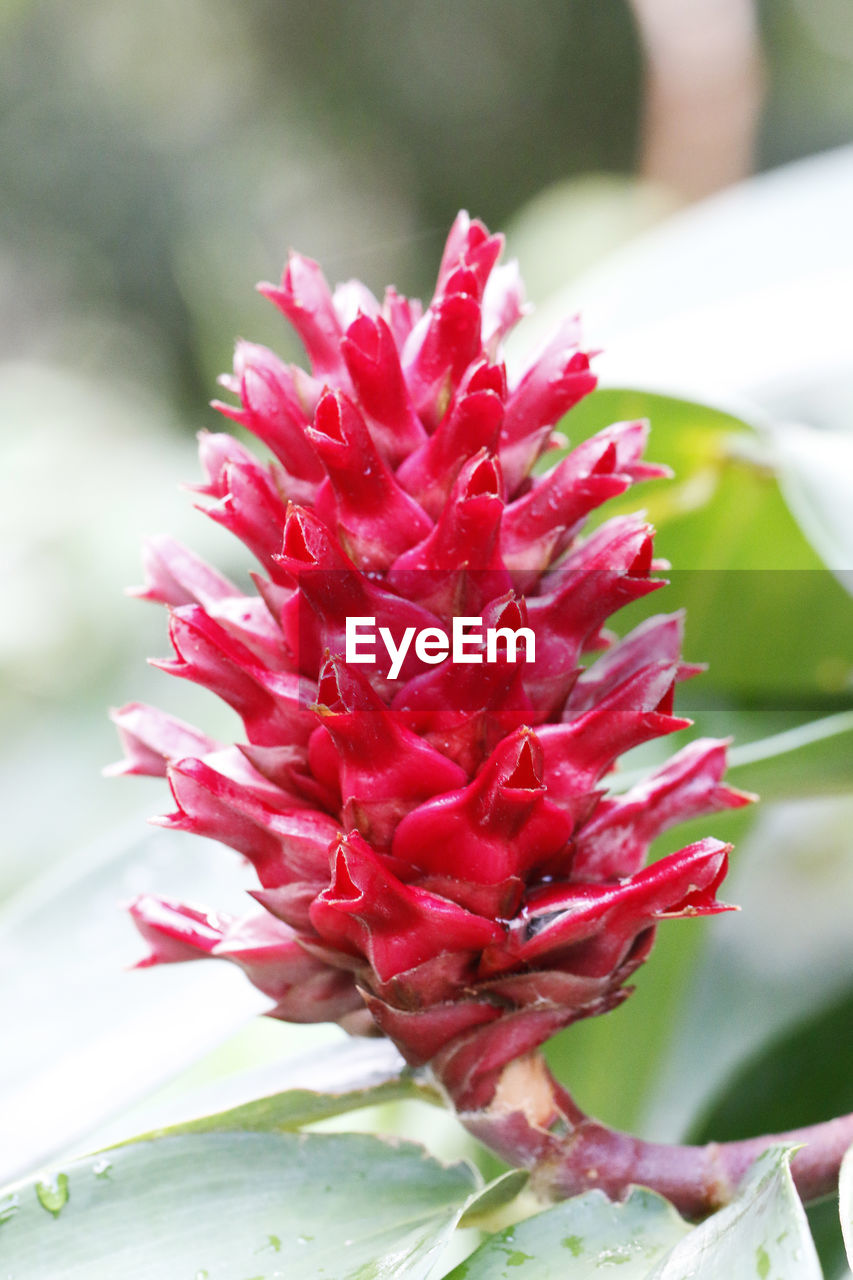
[113,212,751,1114]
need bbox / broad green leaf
[559,389,853,706]
[643,795,853,1144]
[512,146,853,424]
[457,1170,531,1229]
[646,1148,821,1280]
[688,984,853,1147]
[91,1032,413,1160]
[443,1187,688,1278]
[132,1074,441,1141]
[0,1132,478,1280]
[0,825,355,1186]
[772,423,853,578]
[546,710,853,1129]
[687,985,853,1279]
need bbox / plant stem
[453,1052,853,1217]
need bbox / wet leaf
[0,1132,477,1280]
[443,1187,688,1278]
[647,1147,821,1280]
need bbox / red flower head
[113,213,750,1112]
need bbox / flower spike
[116,212,748,1129]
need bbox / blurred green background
[3,0,853,413]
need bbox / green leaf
[514,146,853,431]
[456,1170,531,1229]
[506,175,677,307]
[0,825,274,1187]
[563,390,802,564]
[646,1147,821,1280]
[443,1187,688,1278]
[771,423,853,576]
[613,710,853,802]
[559,389,853,706]
[0,1132,478,1280]
[131,1075,442,1141]
[643,794,853,1143]
[688,983,853,1147]
[686,983,853,1279]
[724,710,853,799]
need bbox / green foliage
[561,388,853,708]
[0,1115,839,1279]
[2,6,853,1271]
[131,1075,443,1141]
[646,1148,821,1280]
[689,985,853,1144]
[689,982,853,1279]
[444,1188,688,1278]
[0,1132,477,1280]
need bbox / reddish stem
[452,1052,853,1218]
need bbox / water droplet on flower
[35,1174,69,1218]
[93,1159,112,1180]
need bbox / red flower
[113,213,750,1111]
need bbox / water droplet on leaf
[0,1195,20,1226]
[35,1175,69,1218]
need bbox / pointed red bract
[116,211,748,1113]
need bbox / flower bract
[113,213,751,1111]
